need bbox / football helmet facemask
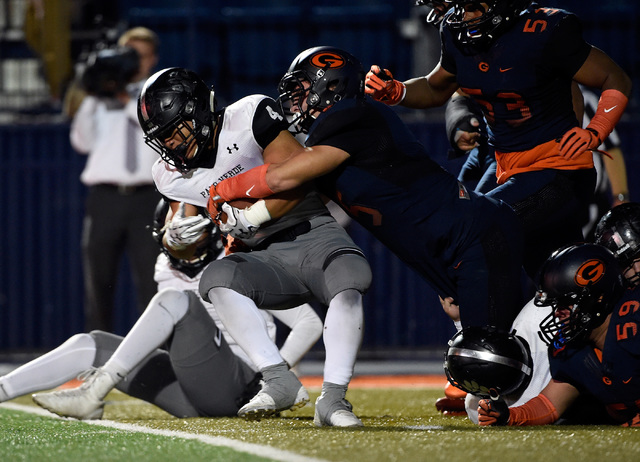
[444,325,533,398]
[415,1,452,27]
[535,243,625,349]
[138,67,217,172]
[595,202,640,288]
[152,199,223,278]
[445,0,532,51]
[277,46,365,135]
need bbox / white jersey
[466,298,552,424]
[154,252,277,369]
[152,94,329,248]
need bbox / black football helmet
[595,202,640,288]
[415,1,452,27]
[152,199,223,279]
[535,243,625,349]
[138,67,217,172]
[277,46,365,135]
[444,325,533,398]
[445,0,532,51]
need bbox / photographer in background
[70,27,161,332]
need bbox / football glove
[622,413,640,427]
[558,127,600,159]
[165,202,211,250]
[218,202,259,240]
[478,389,510,426]
[207,184,225,221]
[364,65,406,105]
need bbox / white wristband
[242,200,271,226]
[391,83,407,106]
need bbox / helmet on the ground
[595,203,640,287]
[152,199,222,278]
[138,67,217,172]
[416,1,452,27]
[445,0,532,51]
[277,46,364,135]
[444,325,533,397]
[535,243,625,348]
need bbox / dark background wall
[0,0,638,355]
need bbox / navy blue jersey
[441,4,592,152]
[549,285,640,422]
[305,97,524,327]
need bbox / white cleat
[314,394,363,428]
[239,384,309,421]
[238,363,309,421]
[32,368,118,420]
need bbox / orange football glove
[478,389,510,426]
[558,127,600,159]
[207,184,225,222]
[365,65,406,106]
[622,413,640,427]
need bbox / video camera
[81,46,140,98]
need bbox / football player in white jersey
[33,68,371,427]
[3,201,322,419]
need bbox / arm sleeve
[508,393,560,426]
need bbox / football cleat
[314,394,363,428]
[32,368,118,420]
[435,382,468,416]
[238,363,309,421]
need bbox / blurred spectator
[70,26,161,332]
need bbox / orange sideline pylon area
[59,375,448,391]
[300,374,447,389]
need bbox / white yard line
[1,402,329,462]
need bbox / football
[217,198,257,224]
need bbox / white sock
[207,287,283,370]
[102,288,189,379]
[322,289,363,386]
[271,304,323,368]
[0,333,96,401]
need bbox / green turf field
[2,388,639,462]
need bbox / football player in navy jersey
[477,242,640,427]
[366,0,632,280]
[208,46,525,336]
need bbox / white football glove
[219,202,260,240]
[165,202,211,250]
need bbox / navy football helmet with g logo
[277,46,364,135]
[444,325,533,398]
[445,0,532,51]
[138,67,217,172]
[535,243,625,349]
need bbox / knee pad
[198,256,250,302]
[150,288,190,323]
[324,250,372,297]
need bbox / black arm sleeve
[445,96,487,159]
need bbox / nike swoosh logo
[499,67,512,73]
[245,185,255,196]
[623,377,632,384]
[604,106,618,113]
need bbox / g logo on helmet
[575,259,606,286]
[310,52,346,69]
